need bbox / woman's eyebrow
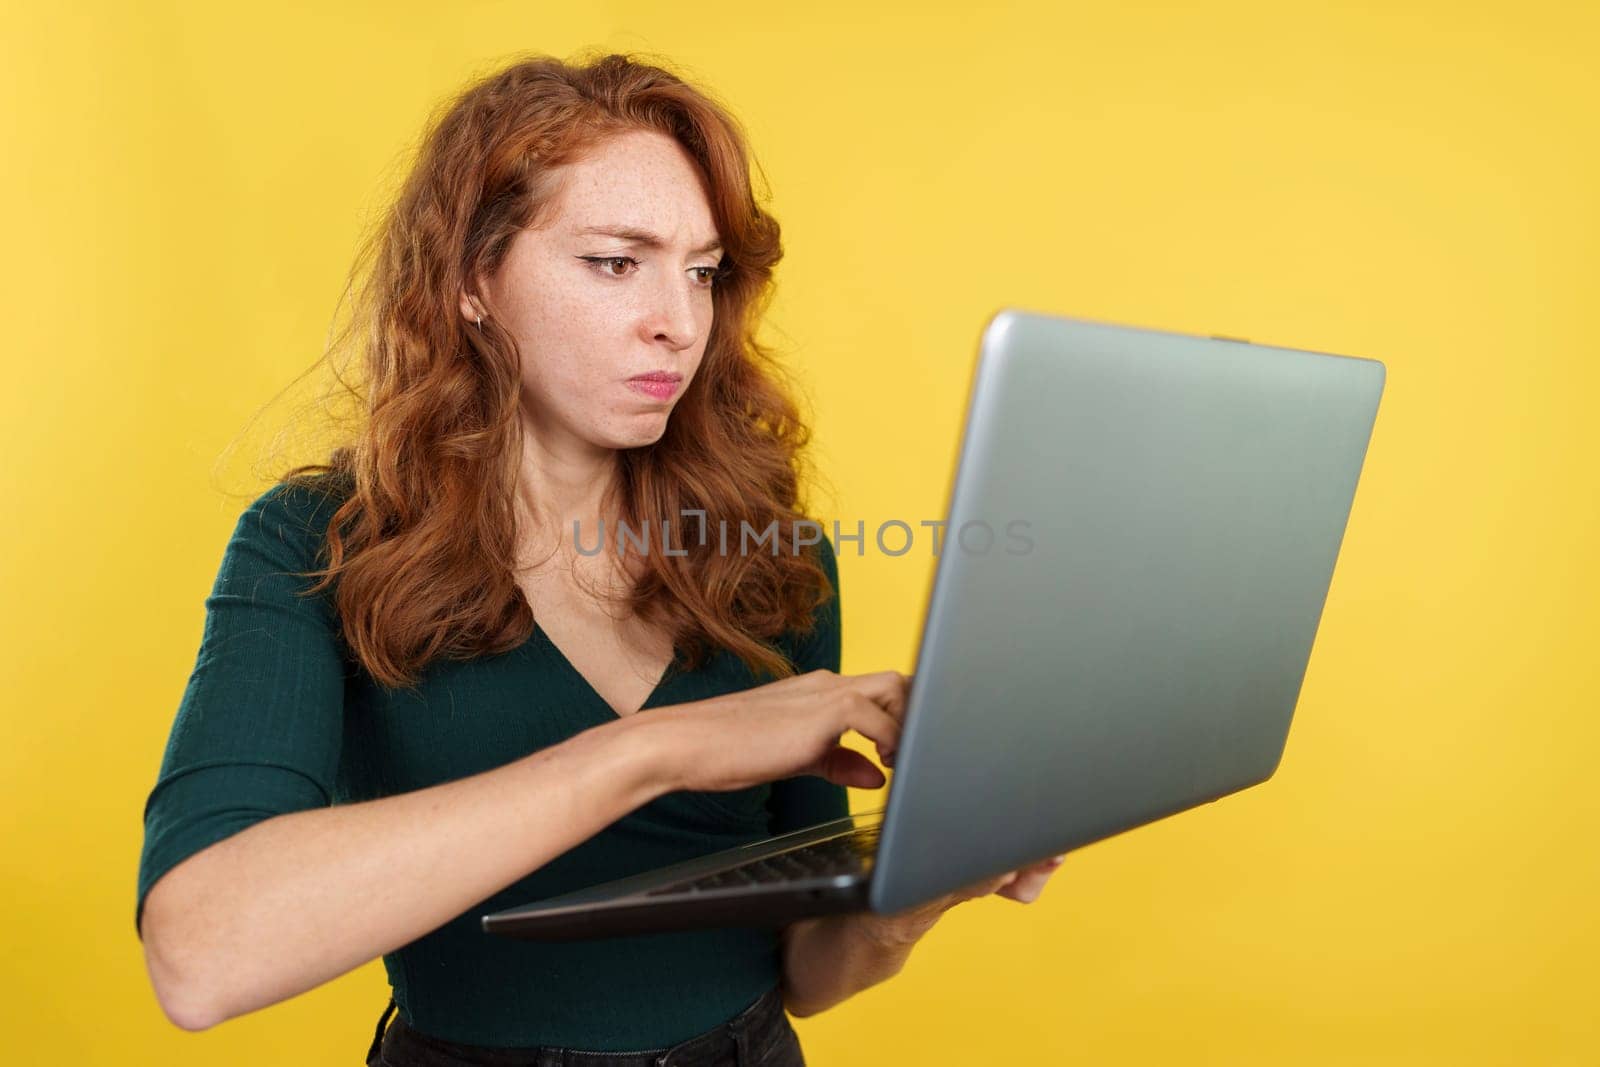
[575,224,723,256]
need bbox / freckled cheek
[682,352,708,387]
[518,310,608,386]
[530,358,609,410]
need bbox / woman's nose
[645,274,702,349]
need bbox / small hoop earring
[475,314,483,329]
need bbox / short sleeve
[766,532,850,836]
[135,479,349,937]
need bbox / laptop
[482,308,1387,942]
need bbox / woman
[135,51,1058,1066]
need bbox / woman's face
[463,129,723,455]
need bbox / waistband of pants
[367,984,789,1067]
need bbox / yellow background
[2,0,1595,1063]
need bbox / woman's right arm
[140,659,905,1033]
[140,711,679,1032]
[141,662,907,1033]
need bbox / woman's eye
[581,255,638,278]
[692,266,720,286]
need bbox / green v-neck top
[135,474,849,1049]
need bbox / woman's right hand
[648,669,910,795]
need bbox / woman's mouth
[627,372,682,401]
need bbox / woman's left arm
[778,854,1066,1017]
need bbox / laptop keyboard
[646,825,881,895]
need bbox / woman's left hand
[857,853,1067,948]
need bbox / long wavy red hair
[279,51,833,691]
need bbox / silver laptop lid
[870,310,1386,914]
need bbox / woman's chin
[603,416,670,450]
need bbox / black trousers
[366,986,806,1067]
